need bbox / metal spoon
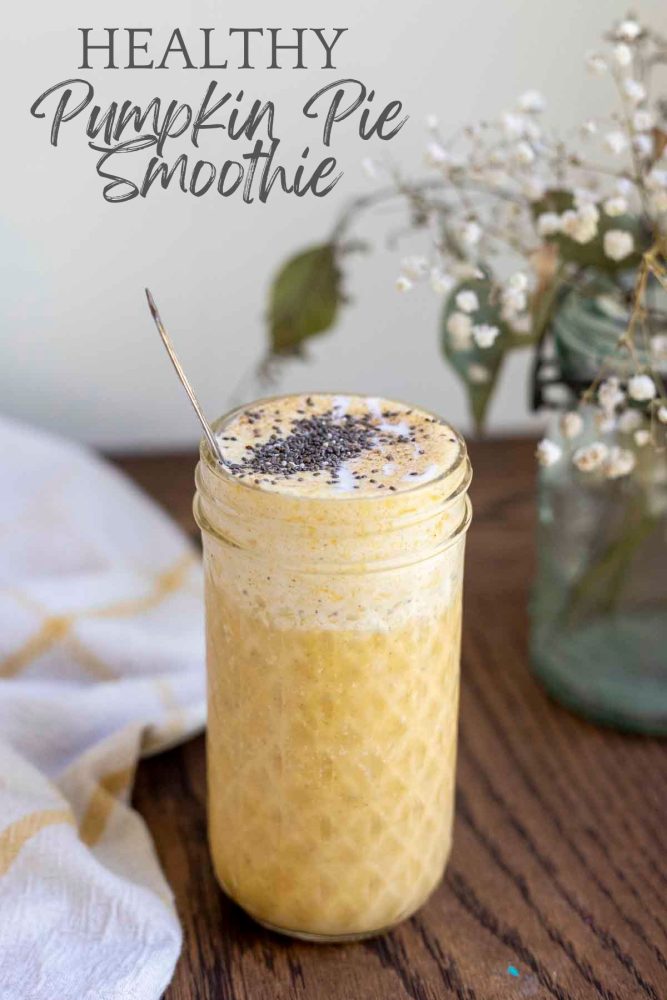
[145,288,224,463]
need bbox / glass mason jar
[531,289,667,733]
[194,398,472,941]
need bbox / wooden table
[115,439,667,1000]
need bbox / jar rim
[199,392,470,505]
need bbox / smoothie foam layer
[215,394,461,498]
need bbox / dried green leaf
[268,244,342,355]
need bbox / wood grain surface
[115,439,667,1000]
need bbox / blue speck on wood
[507,964,520,977]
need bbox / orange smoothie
[194,394,472,939]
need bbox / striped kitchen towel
[0,416,205,1000]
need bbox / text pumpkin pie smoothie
[194,393,472,940]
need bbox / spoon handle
[145,288,223,463]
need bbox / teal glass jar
[530,290,667,733]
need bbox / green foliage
[532,189,645,272]
[441,277,512,432]
[268,244,342,355]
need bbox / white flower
[603,196,628,217]
[651,334,667,363]
[430,268,454,295]
[396,275,413,293]
[501,112,526,137]
[634,134,653,157]
[509,272,529,291]
[472,324,500,348]
[623,78,646,104]
[604,447,636,479]
[560,411,584,440]
[446,312,473,350]
[598,376,625,415]
[605,130,628,155]
[455,290,479,313]
[634,428,651,447]
[400,256,429,280]
[618,408,642,433]
[514,141,535,166]
[646,168,667,191]
[536,438,562,467]
[468,363,491,384]
[426,113,439,130]
[501,284,527,316]
[616,177,633,196]
[425,141,449,167]
[628,373,657,401]
[522,176,546,201]
[586,51,607,75]
[518,90,545,113]
[460,220,482,248]
[573,442,609,472]
[603,229,634,261]
[613,43,633,67]
[657,406,667,425]
[616,18,641,41]
[581,119,598,137]
[537,212,562,236]
[633,109,654,132]
[560,208,598,245]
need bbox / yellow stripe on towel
[0,809,75,877]
[79,767,134,847]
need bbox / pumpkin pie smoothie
[194,393,472,940]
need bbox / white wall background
[2,0,665,450]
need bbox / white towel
[0,416,206,1000]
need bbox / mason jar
[531,287,667,733]
[193,395,472,941]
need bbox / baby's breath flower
[618,408,642,433]
[396,275,413,293]
[634,134,653,157]
[425,141,449,167]
[581,119,598,137]
[501,111,526,137]
[603,196,628,216]
[633,109,654,131]
[455,290,479,313]
[622,78,646,104]
[459,220,482,249]
[430,268,454,295]
[616,177,634,196]
[613,43,633,68]
[514,141,536,165]
[468,363,491,384]
[518,90,546,113]
[657,406,667,425]
[509,272,529,291]
[586,51,607,75]
[561,208,598,244]
[604,446,636,479]
[628,373,657,401]
[472,323,500,348]
[573,442,609,472]
[446,312,473,349]
[536,438,562,467]
[560,411,584,439]
[501,283,527,316]
[616,17,641,41]
[634,428,651,447]
[522,176,546,201]
[598,376,625,415]
[605,130,628,155]
[400,256,429,280]
[603,229,634,261]
[537,212,562,236]
[646,168,667,190]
